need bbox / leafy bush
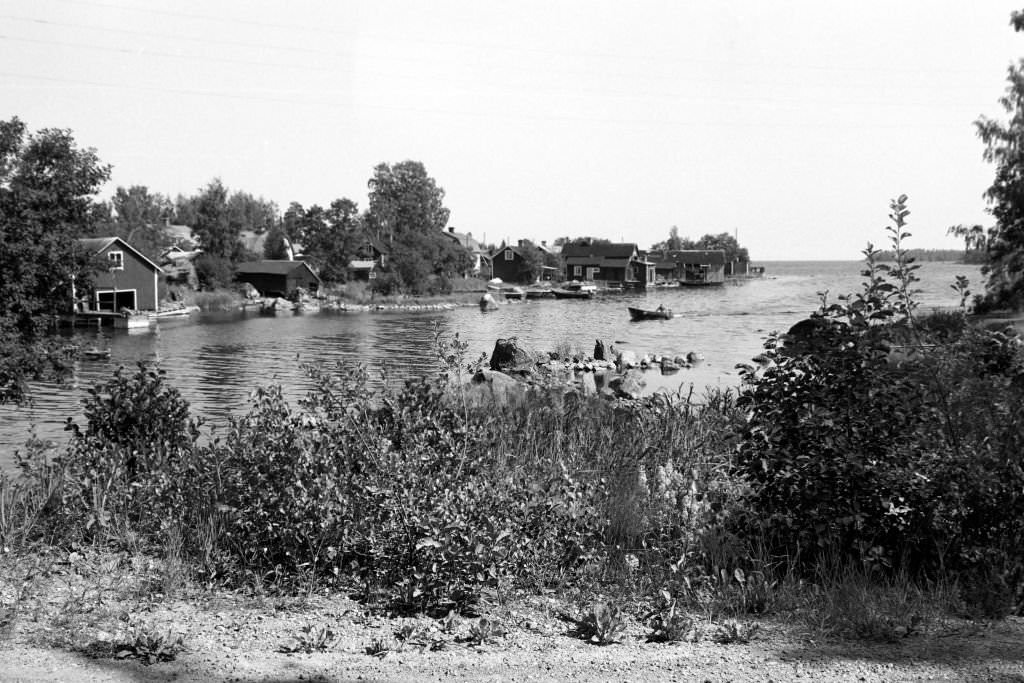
[56,363,205,544]
[193,254,235,290]
[734,196,1024,613]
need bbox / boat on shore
[503,286,525,300]
[524,286,554,299]
[150,303,200,319]
[82,348,111,360]
[628,306,673,321]
[552,281,598,299]
[678,278,724,287]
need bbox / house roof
[363,235,390,255]
[158,223,196,248]
[495,245,528,260]
[77,236,164,273]
[235,260,321,281]
[664,249,727,265]
[560,243,639,260]
[441,229,485,253]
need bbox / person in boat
[657,304,666,312]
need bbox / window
[107,250,124,270]
[504,249,514,261]
[573,265,582,276]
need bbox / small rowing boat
[628,306,673,321]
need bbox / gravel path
[2,587,1021,682]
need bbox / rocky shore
[459,337,706,405]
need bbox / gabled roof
[494,244,529,260]
[363,234,390,255]
[560,242,639,261]
[665,249,727,265]
[77,236,164,273]
[441,229,485,253]
[235,260,321,281]
[162,223,195,247]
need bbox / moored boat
[150,303,200,319]
[552,281,598,299]
[524,286,555,299]
[628,306,673,321]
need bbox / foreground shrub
[734,196,1024,613]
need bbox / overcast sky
[3,1,1021,260]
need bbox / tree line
[82,163,474,295]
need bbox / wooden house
[75,236,164,313]
[490,243,534,283]
[347,235,390,281]
[650,249,726,285]
[440,227,488,277]
[560,242,655,289]
[235,260,321,297]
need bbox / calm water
[0,261,981,467]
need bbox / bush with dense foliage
[734,197,1024,613]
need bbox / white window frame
[573,265,582,276]
[107,250,124,270]
[504,249,514,261]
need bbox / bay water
[0,260,981,469]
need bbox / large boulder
[608,369,646,399]
[456,369,527,408]
[480,293,499,311]
[578,371,598,396]
[616,349,639,369]
[490,337,541,373]
[660,358,680,374]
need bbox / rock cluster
[463,337,705,403]
[320,301,457,312]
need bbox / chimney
[448,227,455,233]
[517,239,525,247]
[541,240,547,246]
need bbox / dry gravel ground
[1,566,1022,683]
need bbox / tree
[227,191,278,237]
[365,161,463,293]
[692,232,749,263]
[651,225,687,252]
[189,179,239,260]
[104,185,174,261]
[947,223,988,254]
[304,198,364,282]
[973,10,1024,308]
[366,161,450,244]
[554,236,612,248]
[0,117,111,403]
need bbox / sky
[3,0,1023,260]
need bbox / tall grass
[188,289,242,311]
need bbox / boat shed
[75,236,164,313]
[235,260,321,298]
[661,249,727,285]
[560,242,655,288]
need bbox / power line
[15,3,1004,78]
[0,69,983,130]
[0,32,993,111]
[0,34,334,72]
[0,13,343,58]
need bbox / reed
[188,289,242,311]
